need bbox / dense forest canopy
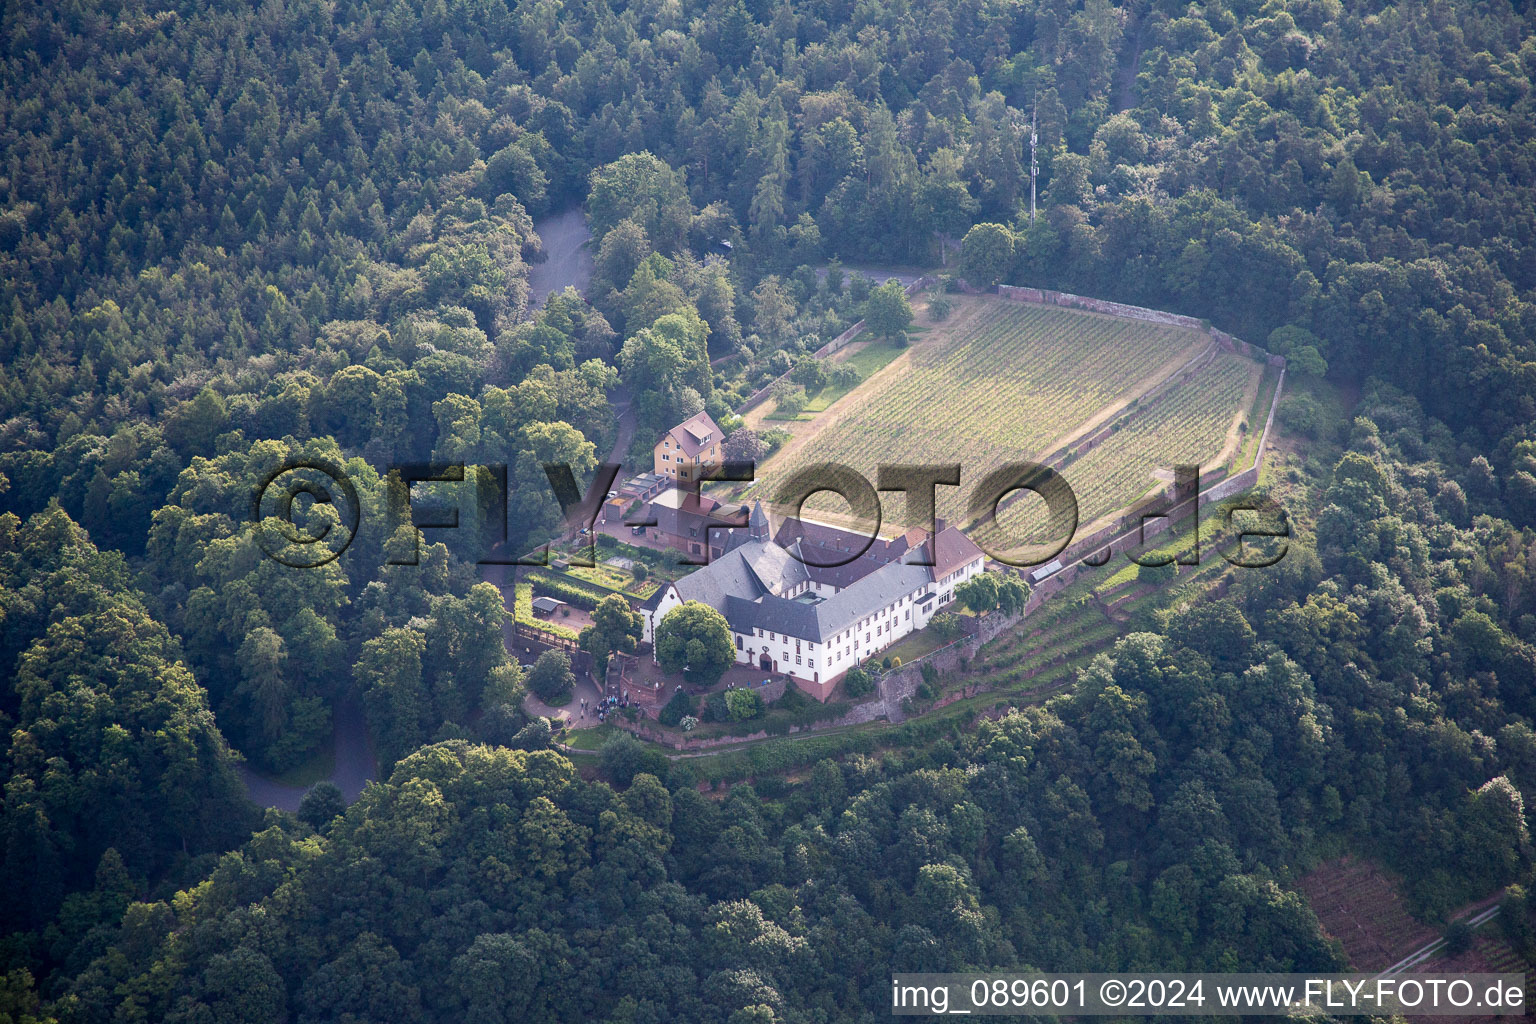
[1,0,1536,1019]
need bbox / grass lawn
[764,336,912,421]
[882,624,962,665]
[839,336,909,378]
[560,725,616,751]
[1234,364,1282,470]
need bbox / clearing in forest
[1297,855,1530,1001]
[746,293,1261,536]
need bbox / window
[736,636,742,649]
[808,659,814,668]
[795,655,802,665]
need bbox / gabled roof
[664,411,722,458]
[931,525,985,578]
[659,513,986,643]
[649,489,748,548]
[726,559,934,643]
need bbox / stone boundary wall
[991,283,1289,370]
[996,284,1206,329]
[737,275,938,415]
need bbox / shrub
[1444,918,1474,955]
[754,775,789,798]
[772,684,810,712]
[702,691,730,722]
[776,386,807,416]
[890,656,901,668]
[929,612,962,641]
[724,688,765,721]
[828,364,862,390]
[596,532,617,549]
[1278,394,1322,438]
[928,296,953,320]
[528,571,609,609]
[297,782,346,830]
[511,718,553,751]
[848,271,873,303]
[920,662,938,686]
[478,701,525,746]
[790,356,829,394]
[658,687,694,726]
[843,665,875,698]
[881,655,892,669]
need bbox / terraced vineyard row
[749,298,1210,526]
[993,352,1257,543]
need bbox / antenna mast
[1029,92,1039,224]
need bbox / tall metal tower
[1029,93,1039,224]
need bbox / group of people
[578,691,632,723]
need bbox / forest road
[238,694,379,811]
[527,207,594,311]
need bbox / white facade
[644,546,983,688]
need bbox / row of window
[661,440,718,455]
[756,590,928,653]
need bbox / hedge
[513,583,580,641]
[526,570,610,610]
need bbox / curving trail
[238,695,378,811]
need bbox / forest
[2,0,1536,1019]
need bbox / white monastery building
[640,501,985,701]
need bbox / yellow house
[654,411,723,483]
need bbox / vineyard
[747,294,1261,533]
[994,352,1259,541]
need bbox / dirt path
[1216,356,1266,469]
[1115,8,1149,112]
[607,382,637,466]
